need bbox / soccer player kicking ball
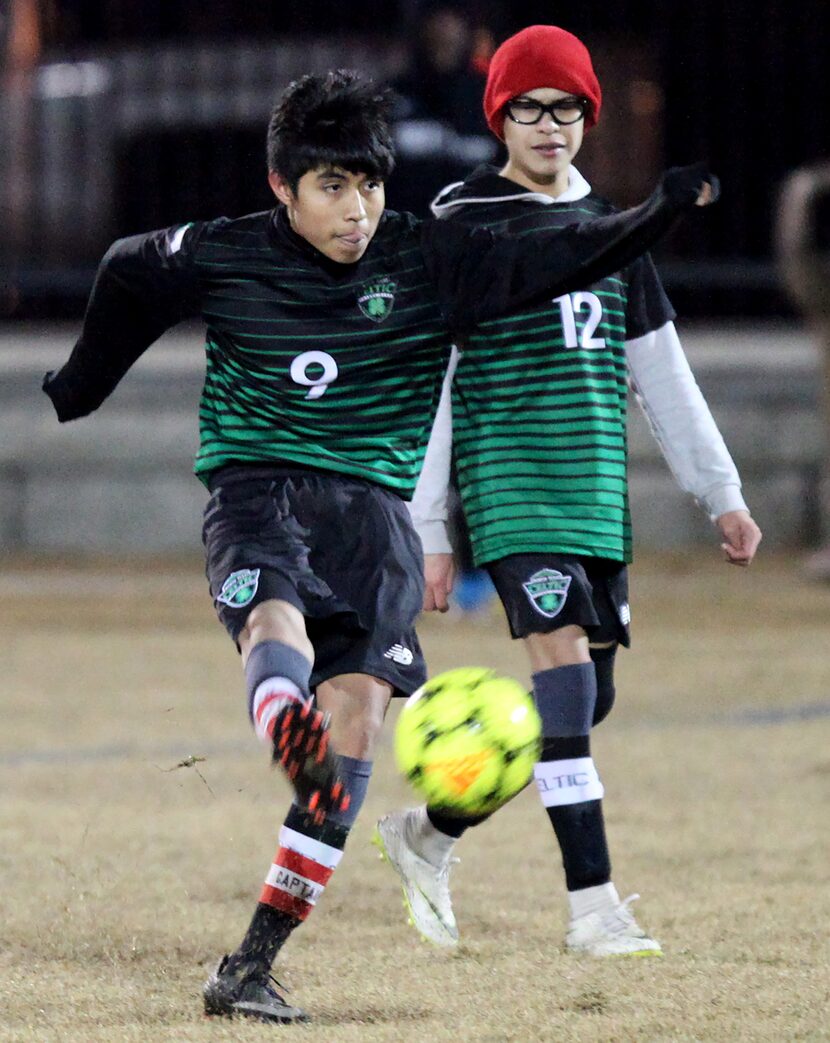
[44,70,717,1022]
[377,26,762,958]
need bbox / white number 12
[553,291,606,350]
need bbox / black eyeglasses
[505,96,588,126]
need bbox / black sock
[546,801,611,890]
[426,807,492,839]
[224,903,299,976]
[226,805,351,976]
[541,735,611,890]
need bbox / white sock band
[252,677,305,743]
[534,757,604,807]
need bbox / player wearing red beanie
[378,26,760,960]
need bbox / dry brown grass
[1,553,829,1042]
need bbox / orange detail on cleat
[270,702,345,824]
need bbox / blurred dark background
[2,0,828,318]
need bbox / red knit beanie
[484,25,602,140]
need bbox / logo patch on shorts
[384,643,414,666]
[357,278,396,322]
[619,601,631,626]
[522,568,572,618]
[216,568,260,608]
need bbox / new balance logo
[384,643,414,666]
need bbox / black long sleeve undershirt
[419,164,714,331]
[43,164,714,423]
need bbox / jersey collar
[431,165,592,216]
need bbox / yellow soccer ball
[394,668,542,815]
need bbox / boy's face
[269,166,385,263]
[501,86,585,192]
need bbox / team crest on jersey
[216,568,260,608]
[357,278,396,322]
[523,569,572,618]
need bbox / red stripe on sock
[276,847,335,888]
[255,690,302,726]
[259,883,313,920]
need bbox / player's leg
[239,600,349,821]
[376,556,596,945]
[208,671,392,1020]
[523,562,659,955]
[201,469,352,1022]
[522,624,657,955]
[206,468,424,1019]
[375,621,600,949]
[378,555,658,954]
[203,601,357,1024]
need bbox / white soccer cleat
[565,894,663,957]
[374,810,459,948]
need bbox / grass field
[1,553,829,1042]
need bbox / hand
[695,181,716,207]
[716,510,762,567]
[662,162,721,208]
[423,553,456,612]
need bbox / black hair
[267,69,395,192]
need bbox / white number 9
[290,350,339,399]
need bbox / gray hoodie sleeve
[407,348,458,553]
[627,321,749,520]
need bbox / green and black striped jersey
[45,182,695,498]
[182,210,450,493]
[433,166,675,564]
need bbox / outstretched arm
[422,163,718,330]
[627,320,762,566]
[43,223,204,422]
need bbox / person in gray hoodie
[376,24,761,958]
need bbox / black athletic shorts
[485,553,631,647]
[202,465,427,696]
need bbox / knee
[340,699,387,758]
[525,625,591,672]
[590,644,617,726]
[240,600,313,662]
[323,681,391,760]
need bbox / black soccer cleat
[203,954,309,1023]
[272,702,351,825]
